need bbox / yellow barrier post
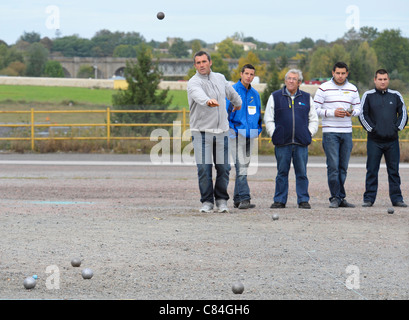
[31,108,35,151]
[106,107,111,147]
[182,108,186,134]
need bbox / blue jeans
[322,132,353,204]
[230,136,255,203]
[192,131,230,204]
[274,144,309,204]
[364,138,403,204]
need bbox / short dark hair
[241,64,255,73]
[193,51,211,63]
[375,68,389,78]
[333,62,349,72]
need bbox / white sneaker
[199,202,214,213]
[216,199,229,213]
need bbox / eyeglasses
[286,77,299,82]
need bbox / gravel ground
[0,153,408,301]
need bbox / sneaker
[339,199,355,208]
[362,201,373,207]
[298,202,311,209]
[329,199,339,208]
[199,202,214,213]
[216,199,229,213]
[238,200,256,209]
[270,202,285,209]
[393,201,408,207]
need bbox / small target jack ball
[232,281,244,294]
[272,213,279,221]
[23,277,36,289]
[71,258,81,267]
[157,12,165,20]
[82,268,94,279]
[387,207,394,214]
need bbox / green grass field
[1,84,408,156]
[0,85,189,109]
[0,84,189,124]
[1,83,407,110]
[0,83,408,127]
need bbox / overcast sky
[1,0,408,45]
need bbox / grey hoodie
[187,71,242,133]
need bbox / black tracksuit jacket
[359,88,407,142]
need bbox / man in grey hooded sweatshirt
[187,51,242,213]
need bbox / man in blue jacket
[359,68,408,207]
[264,69,318,209]
[226,64,262,209]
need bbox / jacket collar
[236,79,252,90]
[375,87,388,95]
[196,70,212,79]
[282,85,301,97]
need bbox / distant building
[232,40,257,51]
[167,37,176,47]
[214,40,257,52]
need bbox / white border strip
[1,160,408,169]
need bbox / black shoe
[270,202,285,209]
[234,201,256,209]
[339,199,355,208]
[362,201,373,207]
[238,200,256,209]
[393,201,408,207]
[329,199,339,208]
[298,202,311,209]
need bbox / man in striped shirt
[314,62,361,208]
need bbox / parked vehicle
[304,77,331,85]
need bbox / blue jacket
[271,87,312,146]
[226,80,262,138]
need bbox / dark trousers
[364,138,403,204]
[274,144,309,204]
[192,131,230,204]
[231,136,254,203]
[322,132,353,204]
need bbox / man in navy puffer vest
[264,69,318,209]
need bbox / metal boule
[81,268,94,279]
[71,258,81,267]
[232,281,244,294]
[23,277,36,289]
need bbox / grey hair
[285,69,303,82]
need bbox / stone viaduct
[50,57,240,79]
[50,56,298,79]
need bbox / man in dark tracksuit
[359,69,408,207]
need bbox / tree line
[1,27,408,96]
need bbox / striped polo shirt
[313,79,361,133]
